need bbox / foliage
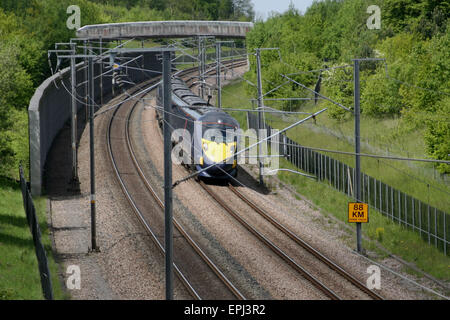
[87,0,253,21]
[0,34,33,175]
[245,0,450,172]
[424,97,450,173]
[0,0,254,179]
[383,0,449,39]
[321,64,355,121]
[0,177,66,299]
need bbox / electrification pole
[198,37,202,98]
[69,43,80,192]
[201,39,206,99]
[84,40,88,122]
[215,41,234,108]
[163,50,173,300]
[216,42,222,108]
[256,48,264,186]
[354,59,362,253]
[88,55,99,252]
[352,58,385,254]
[99,36,103,106]
[198,37,206,99]
[231,42,235,77]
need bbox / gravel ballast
[45,66,446,300]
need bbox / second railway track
[104,56,383,300]
[197,179,384,300]
[106,62,247,300]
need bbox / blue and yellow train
[157,77,239,179]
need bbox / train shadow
[43,106,87,199]
[198,166,271,196]
[231,166,271,196]
[44,95,112,199]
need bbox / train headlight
[202,142,208,151]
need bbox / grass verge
[276,157,450,281]
[223,79,450,282]
[0,176,65,300]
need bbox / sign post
[348,202,368,253]
[354,59,362,253]
[162,50,173,300]
[348,202,369,223]
[352,58,384,253]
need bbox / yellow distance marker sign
[348,202,369,223]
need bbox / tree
[0,44,33,173]
[424,97,450,173]
[233,0,254,21]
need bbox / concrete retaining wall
[29,51,162,195]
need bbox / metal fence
[248,112,449,255]
[19,166,54,299]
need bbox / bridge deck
[76,20,253,40]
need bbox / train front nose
[198,139,237,177]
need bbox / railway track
[105,54,382,300]
[197,179,384,300]
[106,61,247,299]
[227,183,384,300]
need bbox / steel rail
[198,180,341,300]
[184,60,247,86]
[107,61,248,300]
[125,93,246,300]
[106,81,201,299]
[227,183,384,300]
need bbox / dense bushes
[245,0,449,172]
[0,0,253,179]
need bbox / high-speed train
[157,77,239,179]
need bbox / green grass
[264,110,450,214]
[0,176,65,300]
[221,79,450,213]
[222,79,450,282]
[221,79,253,130]
[277,157,450,281]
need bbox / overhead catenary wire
[183,142,448,298]
[56,52,450,169]
[200,144,448,299]
[60,56,243,118]
[57,44,450,175]
[125,88,450,167]
[382,61,450,97]
[280,74,352,112]
[255,49,449,104]
[275,142,450,165]
[172,108,328,188]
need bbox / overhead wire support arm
[262,80,291,98]
[280,74,352,112]
[265,168,317,180]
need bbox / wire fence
[248,112,449,255]
[19,165,54,300]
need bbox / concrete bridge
[77,20,253,40]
